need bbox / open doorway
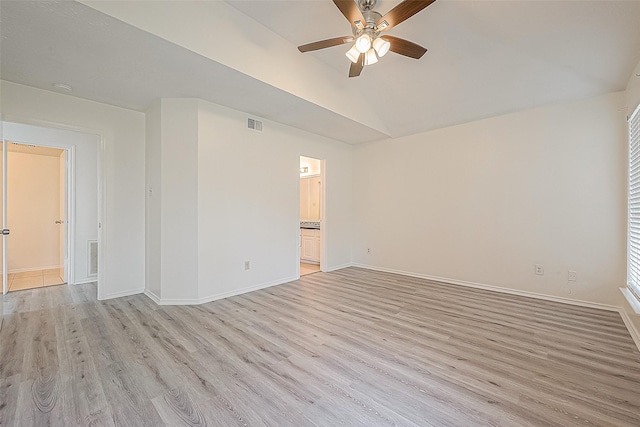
[5,142,67,292]
[300,156,323,276]
[2,121,100,298]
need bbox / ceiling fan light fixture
[296,0,434,78]
[373,37,390,57]
[355,34,372,53]
[345,44,361,63]
[365,48,378,65]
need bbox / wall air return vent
[88,240,98,276]
[247,118,263,132]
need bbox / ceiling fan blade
[333,0,366,28]
[298,36,354,53]
[381,35,427,59]
[377,0,436,32]
[349,53,364,78]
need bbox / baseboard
[98,288,144,301]
[324,262,354,272]
[73,278,98,285]
[146,275,299,306]
[351,263,621,312]
[8,265,61,274]
[84,274,98,282]
[144,289,161,304]
[620,287,640,314]
[619,310,640,352]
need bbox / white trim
[325,262,354,272]
[8,265,61,274]
[630,102,640,122]
[351,263,621,312]
[621,287,640,314]
[73,278,98,285]
[619,310,640,352]
[2,138,7,295]
[66,145,75,285]
[100,287,144,300]
[320,159,326,273]
[298,155,326,274]
[146,275,298,306]
[144,289,161,305]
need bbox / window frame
[628,102,640,302]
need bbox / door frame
[298,156,326,277]
[1,140,74,292]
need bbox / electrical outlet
[535,264,544,275]
[244,261,250,270]
[568,270,577,282]
[367,248,371,254]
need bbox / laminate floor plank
[0,312,29,379]
[94,362,165,427]
[2,269,640,426]
[0,374,21,425]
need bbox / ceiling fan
[298,0,436,77]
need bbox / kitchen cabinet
[300,228,320,263]
[300,176,321,220]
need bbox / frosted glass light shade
[373,37,391,57]
[345,45,360,63]
[355,34,372,53]
[365,48,378,65]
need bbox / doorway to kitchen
[2,142,68,292]
[300,156,323,276]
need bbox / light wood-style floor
[1,267,640,426]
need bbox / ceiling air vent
[247,118,263,132]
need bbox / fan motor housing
[358,0,378,11]
[352,9,383,37]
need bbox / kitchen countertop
[300,220,321,230]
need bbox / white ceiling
[2,0,640,144]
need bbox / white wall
[192,101,356,301]
[145,101,162,298]
[144,98,353,304]
[627,60,640,117]
[145,99,199,302]
[7,151,61,271]
[353,92,627,306]
[1,81,145,299]
[197,100,353,301]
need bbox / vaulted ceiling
[2,0,640,144]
